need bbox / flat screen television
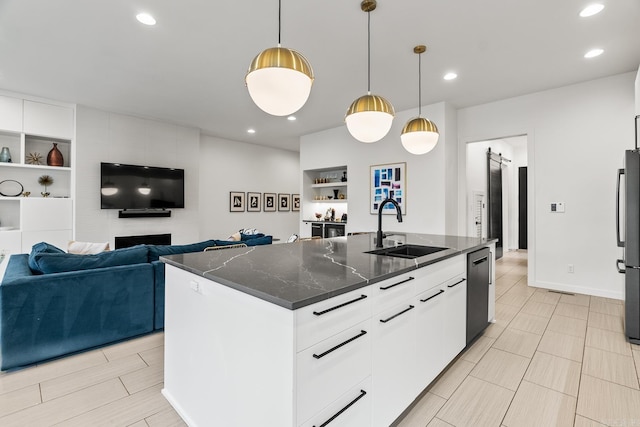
[100,162,185,209]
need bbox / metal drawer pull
[312,330,367,359]
[313,389,367,427]
[380,305,415,323]
[380,276,414,290]
[420,289,444,302]
[473,256,488,265]
[313,294,368,316]
[447,278,466,288]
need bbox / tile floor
[0,250,638,426]
[397,250,640,427]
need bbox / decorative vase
[0,147,12,163]
[341,171,347,182]
[47,143,64,167]
[333,189,339,199]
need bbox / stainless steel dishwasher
[467,247,491,344]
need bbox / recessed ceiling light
[443,72,458,81]
[247,129,256,134]
[136,13,156,26]
[579,4,604,17]
[584,48,604,58]
[287,116,297,121]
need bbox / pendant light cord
[367,10,371,93]
[278,0,282,45]
[418,52,422,117]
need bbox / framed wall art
[230,191,245,212]
[370,162,406,214]
[247,192,261,212]
[292,194,301,211]
[263,193,276,212]
[278,193,291,211]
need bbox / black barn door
[487,149,503,259]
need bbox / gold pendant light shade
[246,46,314,116]
[345,94,395,143]
[401,117,439,154]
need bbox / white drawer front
[300,377,372,427]
[297,320,372,425]
[414,255,465,295]
[296,287,372,351]
[372,272,416,314]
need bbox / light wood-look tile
[461,336,495,363]
[588,311,624,334]
[139,345,164,367]
[523,351,581,397]
[582,347,639,389]
[560,293,591,307]
[495,302,520,325]
[508,312,549,335]
[591,296,624,306]
[589,299,624,317]
[574,415,607,427]
[120,362,164,395]
[586,327,632,356]
[546,314,587,338]
[0,350,107,395]
[529,290,562,305]
[577,375,640,425]
[537,330,585,362]
[633,349,640,380]
[492,328,542,358]
[520,300,556,318]
[0,384,41,418]
[145,407,189,427]
[555,302,589,320]
[437,376,514,427]
[396,392,446,427]
[0,378,128,426]
[426,417,454,427]
[101,332,164,361]
[469,348,530,391]
[430,359,475,399]
[503,380,576,427]
[40,353,147,401]
[128,421,148,427]
[483,321,506,339]
[497,291,531,308]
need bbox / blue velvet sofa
[0,234,272,370]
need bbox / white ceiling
[1,0,638,152]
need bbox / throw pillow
[147,240,216,262]
[30,245,149,274]
[28,242,65,274]
[68,241,111,255]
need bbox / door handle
[617,259,626,274]
[617,168,625,248]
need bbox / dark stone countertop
[161,233,496,310]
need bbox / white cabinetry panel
[443,274,468,362]
[415,285,447,387]
[0,95,23,132]
[20,198,72,231]
[22,230,72,252]
[300,378,371,427]
[23,101,74,139]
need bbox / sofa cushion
[28,242,65,273]
[67,241,110,254]
[244,235,272,246]
[147,240,216,262]
[240,232,265,241]
[30,245,149,274]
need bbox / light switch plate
[550,202,565,213]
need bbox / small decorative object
[26,152,43,165]
[292,194,300,211]
[315,212,322,219]
[247,192,261,212]
[22,191,31,197]
[0,179,23,197]
[263,193,276,212]
[38,174,54,197]
[339,193,346,199]
[229,191,245,212]
[0,147,12,163]
[47,143,64,167]
[278,193,290,211]
[333,189,339,199]
[341,171,347,182]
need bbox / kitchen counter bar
[161,233,495,310]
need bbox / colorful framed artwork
[230,191,245,212]
[292,194,301,211]
[370,162,406,214]
[247,192,261,212]
[278,193,290,211]
[263,193,276,212]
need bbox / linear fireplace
[115,233,171,249]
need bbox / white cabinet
[23,100,74,139]
[415,285,447,387]
[442,274,468,362]
[300,378,372,427]
[0,95,23,132]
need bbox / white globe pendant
[345,93,395,143]
[401,117,439,154]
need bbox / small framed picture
[292,194,301,211]
[278,193,291,211]
[230,191,245,212]
[247,192,261,212]
[264,193,276,212]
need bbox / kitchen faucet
[376,198,403,248]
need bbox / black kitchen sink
[365,244,448,259]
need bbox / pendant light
[401,45,439,155]
[345,0,395,143]
[245,0,314,116]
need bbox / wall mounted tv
[100,162,185,210]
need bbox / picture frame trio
[230,192,300,212]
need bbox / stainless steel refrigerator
[617,116,640,344]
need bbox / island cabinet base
[163,252,477,427]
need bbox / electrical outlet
[567,264,574,273]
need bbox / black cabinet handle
[420,289,444,302]
[472,256,488,265]
[447,278,466,288]
[313,389,367,427]
[313,295,367,316]
[380,276,414,290]
[380,305,414,323]
[312,330,367,359]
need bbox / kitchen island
[161,233,496,427]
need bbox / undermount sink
[365,244,448,259]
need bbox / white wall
[75,106,201,247]
[458,72,636,299]
[198,135,300,241]
[300,102,457,236]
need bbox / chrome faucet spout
[376,198,403,248]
